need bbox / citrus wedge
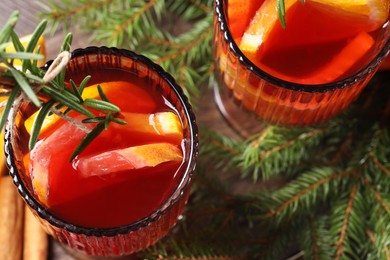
[77,143,183,178]
[107,111,184,145]
[239,0,297,55]
[28,120,88,206]
[227,0,263,41]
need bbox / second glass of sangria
[213,0,390,135]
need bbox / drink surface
[228,0,389,84]
[21,69,185,228]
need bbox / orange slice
[309,0,389,32]
[227,0,263,41]
[77,143,183,177]
[239,0,297,55]
[109,112,183,145]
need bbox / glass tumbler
[213,0,390,136]
[5,47,198,257]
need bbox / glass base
[213,82,266,139]
[60,243,139,260]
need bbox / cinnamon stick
[23,206,48,260]
[0,129,7,177]
[0,175,24,260]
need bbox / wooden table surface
[0,1,240,259]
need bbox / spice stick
[0,175,24,260]
[23,206,48,260]
[0,129,7,177]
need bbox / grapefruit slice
[77,143,183,178]
[28,120,88,206]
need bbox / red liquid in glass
[228,0,386,85]
[23,69,185,228]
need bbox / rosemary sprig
[0,11,126,160]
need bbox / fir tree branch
[301,215,334,260]
[363,177,390,216]
[111,0,160,43]
[264,168,355,219]
[335,182,359,260]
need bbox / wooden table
[0,1,239,259]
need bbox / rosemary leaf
[9,68,41,107]
[0,85,19,130]
[70,79,83,102]
[82,116,106,123]
[83,98,120,113]
[0,11,18,44]
[1,52,43,60]
[56,32,73,87]
[31,46,42,70]
[78,75,91,95]
[104,112,112,129]
[0,43,10,50]
[97,84,109,102]
[41,86,94,117]
[28,100,55,150]
[10,30,25,52]
[24,73,45,83]
[61,33,73,52]
[22,19,47,72]
[277,0,287,29]
[111,117,127,125]
[70,121,105,161]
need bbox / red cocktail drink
[214,0,390,130]
[6,47,198,256]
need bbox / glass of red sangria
[5,47,198,257]
[213,0,390,135]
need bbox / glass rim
[5,46,199,237]
[214,0,390,93]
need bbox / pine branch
[329,182,371,260]
[300,215,334,260]
[38,0,116,34]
